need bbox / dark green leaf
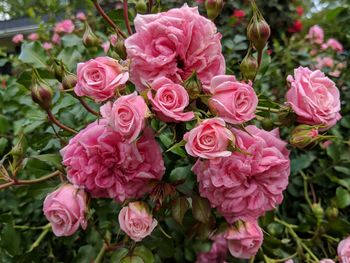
[336,187,350,209]
[19,42,48,68]
[192,196,211,223]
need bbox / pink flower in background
[75,56,129,102]
[196,234,228,263]
[118,202,157,242]
[338,236,350,263]
[60,121,165,202]
[209,75,258,124]
[52,33,61,44]
[43,184,87,237]
[284,260,294,263]
[315,56,334,69]
[105,92,149,143]
[286,66,341,130]
[147,77,195,122]
[54,19,75,34]
[110,34,118,47]
[76,11,86,21]
[320,259,335,263]
[27,33,39,41]
[184,118,234,159]
[296,6,304,16]
[193,125,290,222]
[125,4,225,91]
[42,42,53,50]
[307,25,324,44]
[326,38,343,52]
[12,34,23,44]
[225,221,263,259]
[101,41,110,53]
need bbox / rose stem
[92,0,127,39]
[75,96,100,116]
[46,110,78,134]
[123,0,133,35]
[148,0,153,13]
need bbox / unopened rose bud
[183,72,202,100]
[240,55,258,80]
[247,18,271,51]
[31,80,53,110]
[82,22,100,47]
[62,73,77,91]
[135,0,147,14]
[205,0,224,21]
[325,207,338,219]
[261,118,274,131]
[311,203,324,222]
[50,62,64,82]
[290,125,319,149]
[114,39,127,60]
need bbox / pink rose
[42,42,53,50]
[184,118,234,159]
[326,38,343,53]
[193,125,290,222]
[316,57,334,69]
[52,33,61,44]
[118,202,157,242]
[209,75,258,124]
[60,121,165,202]
[101,41,110,53]
[27,33,39,41]
[225,221,263,259]
[103,92,149,142]
[75,56,129,102]
[147,77,195,122]
[338,236,350,263]
[54,19,75,34]
[284,260,294,263]
[76,12,86,21]
[307,25,324,44]
[320,259,335,263]
[110,34,118,47]
[43,184,87,237]
[12,34,23,44]
[286,66,341,130]
[196,234,228,263]
[125,4,225,92]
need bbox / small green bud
[240,55,258,80]
[31,80,53,110]
[205,0,224,21]
[290,125,319,149]
[311,203,324,223]
[325,207,339,219]
[135,0,147,14]
[183,72,202,100]
[62,73,77,91]
[247,18,271,51]
[114,39,127,60]
[82,22,100,47]
[261,118,274,131]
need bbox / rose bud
[311,203,324,223]
[289,125,319,149]
[326,207,338,219]
[82,22,100,47]
[247,18,271,51]
[62,72,77,91]
[183,71,202,100]
[240,54,258,80]
[31,80,53,110]
[205,0,224,21]
[115,39,127,60]
[43,184,88,237]
[118,201,158,242]
[135,0,147,14]
[225,220,263,259]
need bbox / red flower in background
[296,6,304,17]
[233,9,245,18]
[288,20,303,33]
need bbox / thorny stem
[92,0,127,39]
[123,0,133,35]
[46,110,78,134]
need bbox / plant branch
[148,0,153,13]
[75,96,100,116]
[95,243,107,263]
[27,223,51,252]
[123,0,133,35]
[46,110,78,134]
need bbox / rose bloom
[338,236,350,263]
[119,202,157,242]
[326,38,343,53]
[74,56,129,102]
[307,25,324,44]
[76,11,86,21]
[27,33,39,41]
[101,92,149,142]
[43,184,87,237]
[60,121,165,202]
[196,234,228,263]
[42,42,53,50]
[147,77,195,122]
[12,34,23,44]
[225,221,263,259]
[54,19,75,34]
[125,4,225,92]
[320,259,335,263]
[52,33,61,44]
[209,75,258,124]
[288,20,303,33]
[315,57,334,69]
[286,66,341,130]
[193,125,290,222]
[184,118,234,159]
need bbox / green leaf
[0,114,9,134]
[169,165,192,182]
[172,197,189,225]
[74,245,97,263]
[134,246,154,263]
[120,256,144,263]
[19,42,48,68]
[1,224,21,256]
[192,196,211,223]
[291,152,316,175]
[111,248,129,263]
[336,187,350,209]
[334,166,350,176]
[57,47,82,72]
[158,128,173,148]
[30,153,62,169]
[0,137,8,155]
